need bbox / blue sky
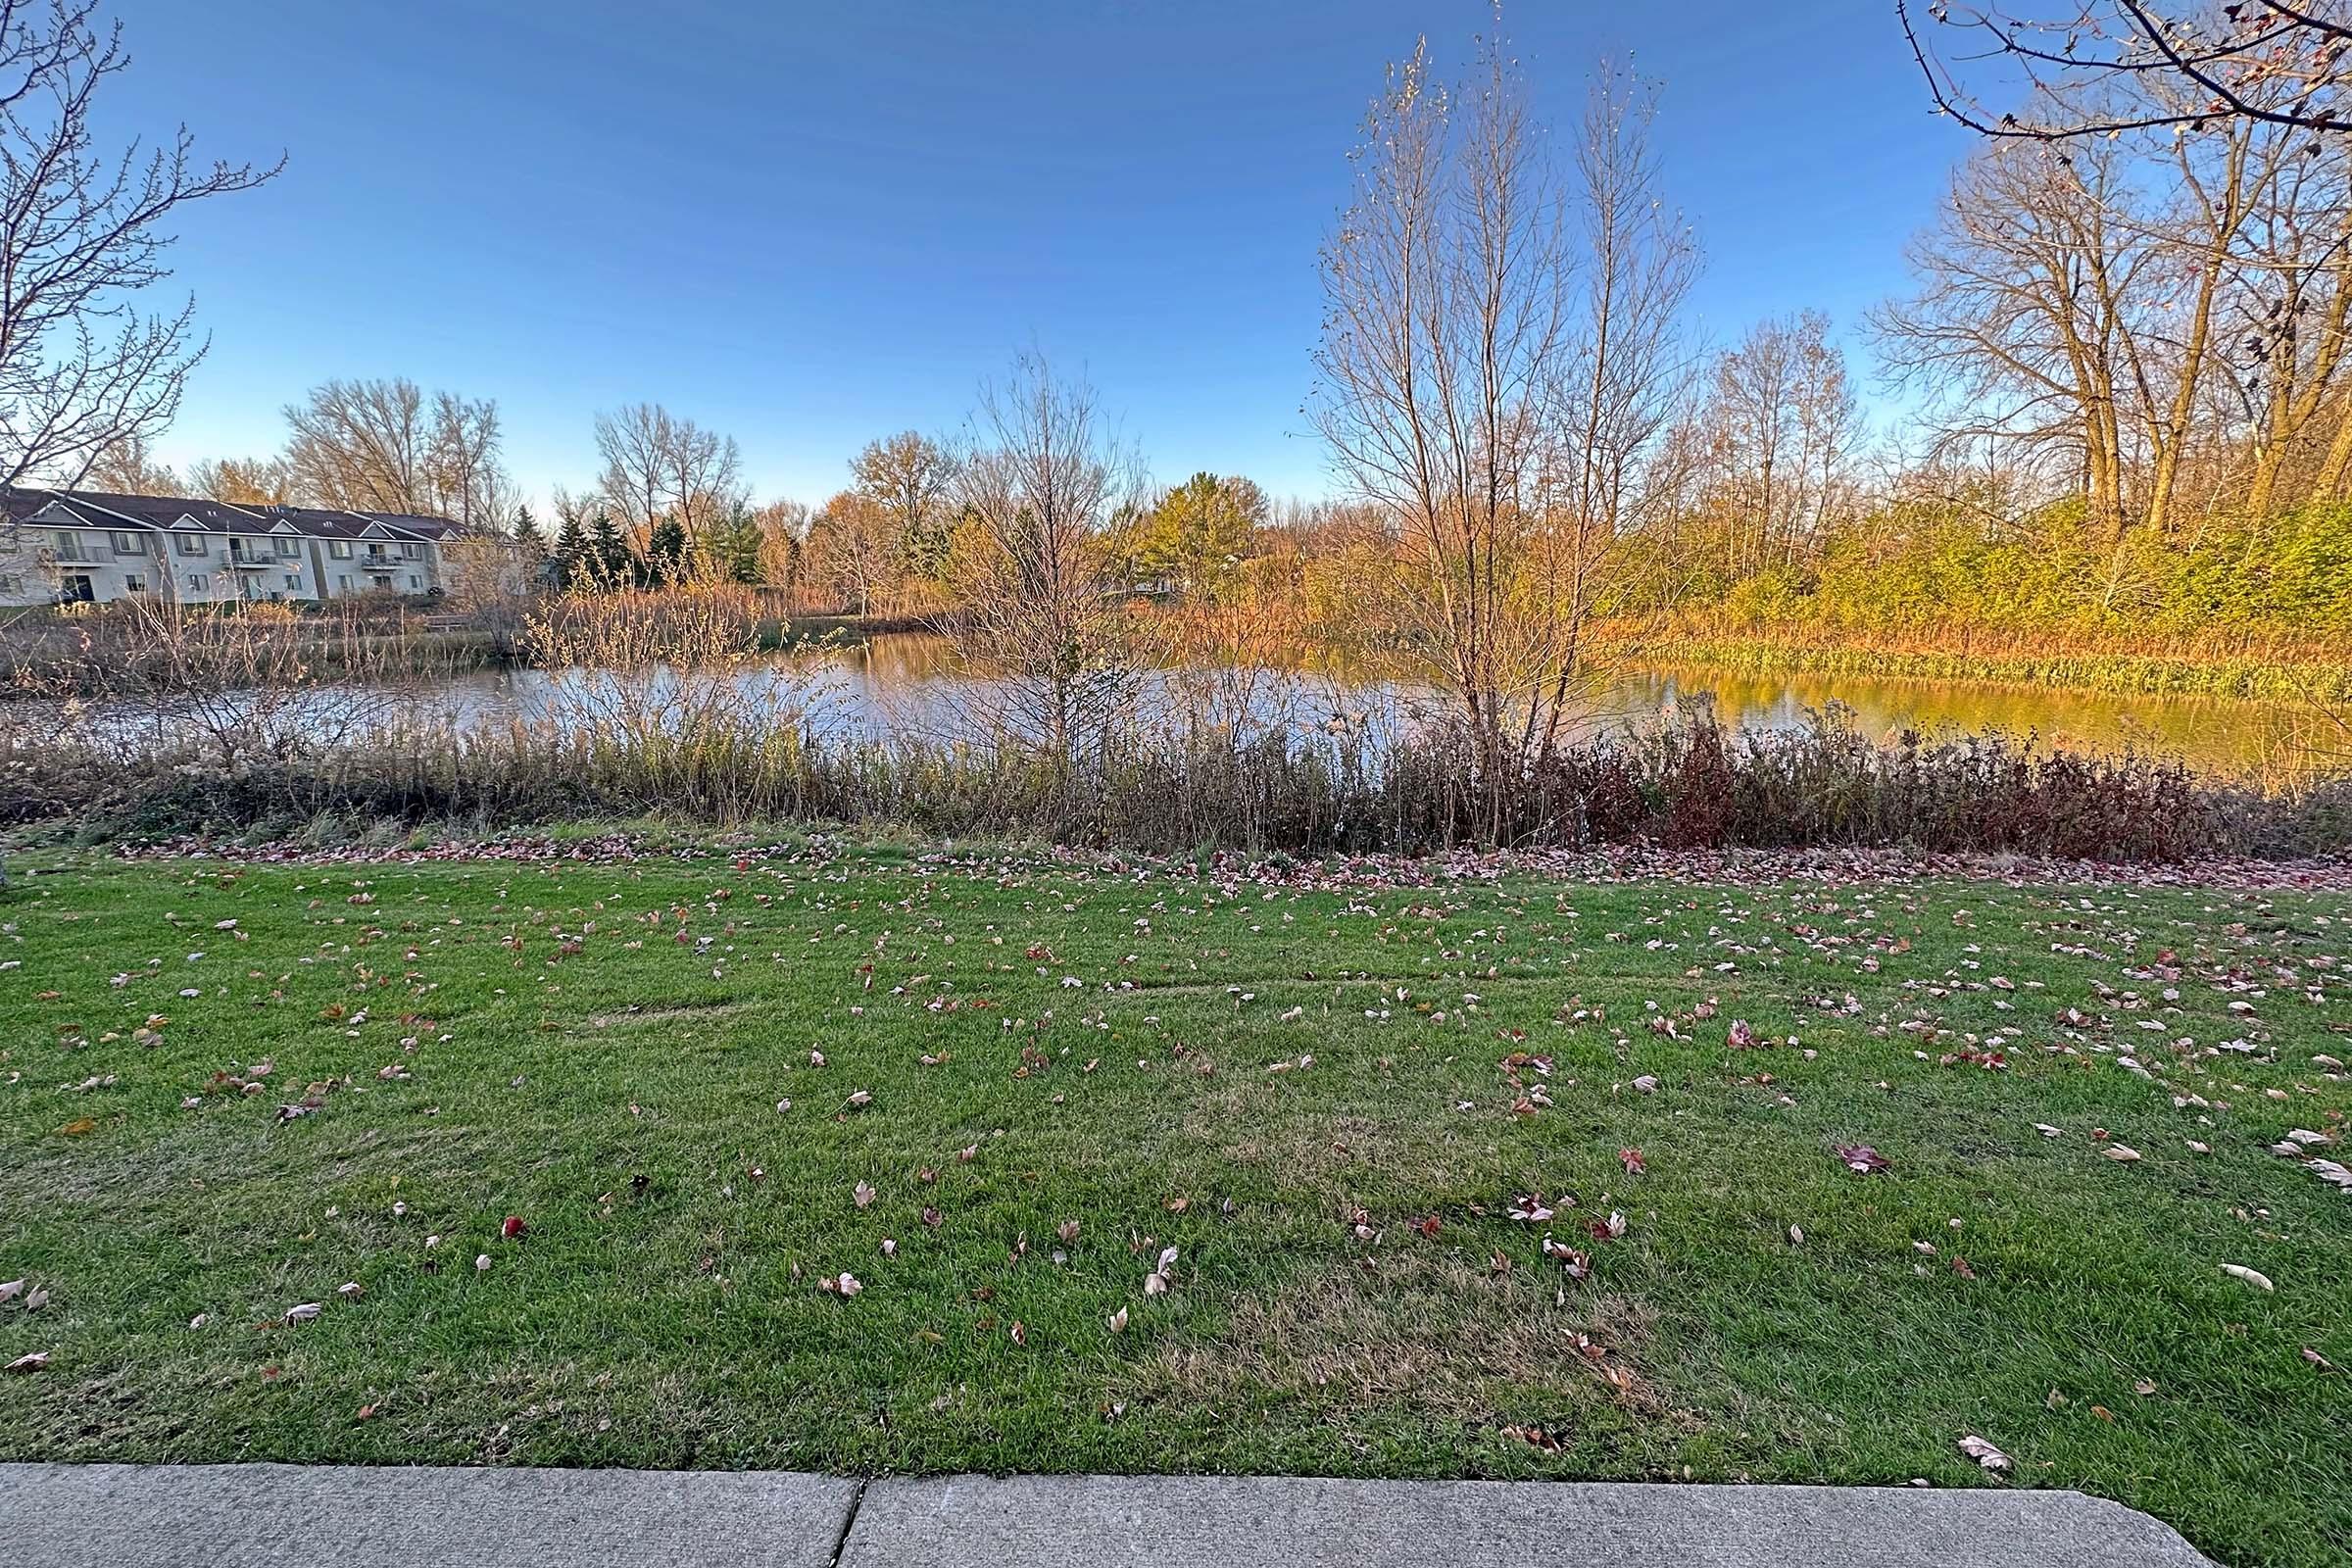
[118,1,1959,509]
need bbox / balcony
[226,542,284,569]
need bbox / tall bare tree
[1542,61,1704,746]
[282,376,515,525]
[184,453,292,506]
[0,0,279,489]
[946,352,1141,757]
[1314,31,1696,787]
[1310,31,1570,787]
[593,402,745,545]
[1704,311,1858,569]
[82,429,176,493]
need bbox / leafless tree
[946,352,1143,758]
[1310,30,1570,789]
[82,428,175,493]
[803,489,900,615]
[1703,310,1859,570]
[0,0,280,489]
[1314,30,1697,792]
[182,453,289,506]
[1900,2,2352,140]
[1541,61,1704,748]
[282,376,515,525]
[593,402,746,545]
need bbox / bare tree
[1900,1,2352,140]
[82,429,176,493]
[946,352,1142,758]
[802,490,900,615]
[0,0,280,489]
[1542,61,1704,747]
[1873,138,2150,534]
[1314,30,1696,794]
[184,453,292,505]
[1703,311,1858,569]
[282,376,514,524]
[593,402,745,545]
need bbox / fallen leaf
[4,1352,49,1374]
[2101,1145,2142,1163]
[1957,1435,2011,1472]
[2222,1263,2275,1293]
[855,1181,877,1209]
[1835,1143,1891,1175]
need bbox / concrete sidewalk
[0,1464,2216,1567]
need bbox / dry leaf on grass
[1957,1435,2011,1472]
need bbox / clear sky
[115,1,1961,509]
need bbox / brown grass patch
[1179,1085,1491,1197]
[586,1000,760,1030]
[1122,1249,1670,1424]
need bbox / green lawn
[1,843,2347,1566]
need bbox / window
[409,574,421,590]
[275,537,298,559]
[123,573,147,594]
[337,574,352,590]
[283,572,302,591]
[400,542,418,560]
[185,572,208,592]
[51,530,84,562]
[111,531,141,553]
[0,574,18,593]
[329,541,352,559]
[174,533,207,557]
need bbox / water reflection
[399,633,2324,779]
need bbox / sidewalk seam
[825,1477,869,1568]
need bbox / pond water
[400,633,2327,780]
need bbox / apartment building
[0,488,467,609]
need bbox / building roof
[0,487,467,543]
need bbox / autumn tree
[1134,471,1265,598]
[803,490,900,615]
[0,0,279,489]
[83,431,177,494]
[849,430,957,578]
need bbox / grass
[0,840,2346,1566]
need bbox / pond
[400,633,2328,780]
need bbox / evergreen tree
[647,514,689,585]
[552,510,588,589]
[512,505,549,587]
[588,508,632,584]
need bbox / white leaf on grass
[2221,1264,2275,1293]
[854,1181,877,1209]
[2100,1145,2141,1163]
[1957,1435,2011,1472]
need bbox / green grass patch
[0,848,2346,1566]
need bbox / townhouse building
[0,488,467,609]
